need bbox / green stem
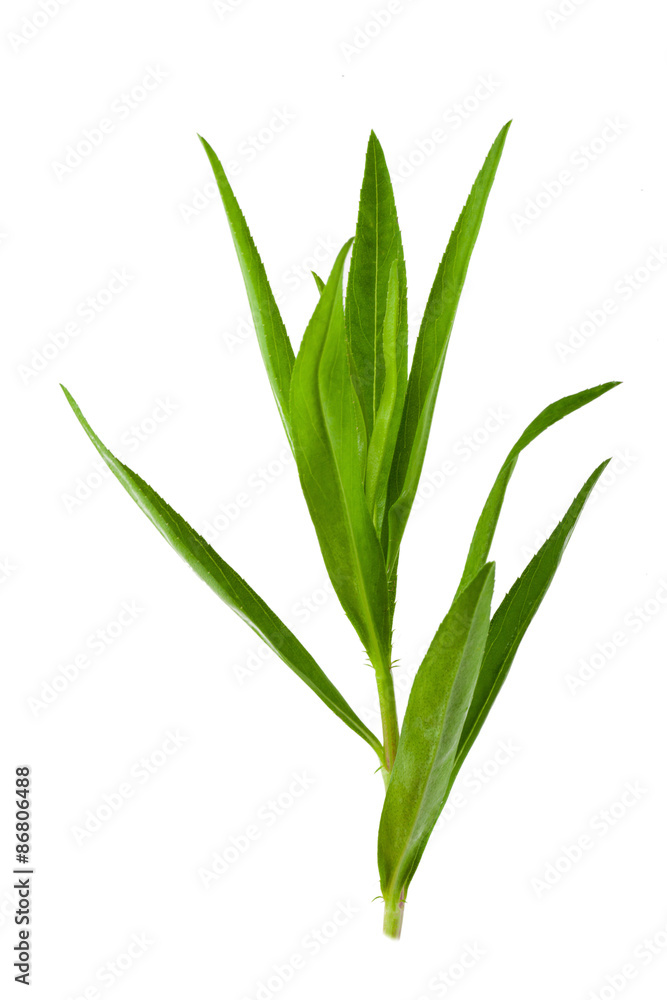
[383,888,405,939]
[375,658,399,773]
[375,639,403,933]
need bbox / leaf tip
[495,120,512,147]
[198,134,217,163]
[366,129,389,167]
[60,383,74,406]
[595,379,622,398]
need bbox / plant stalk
[375,657,399,773]
[383,888,405,939]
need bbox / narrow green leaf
[351,377,369,473]
[318,262,367,468]
[450,458,611,788]
[365,258,401,530]
[290,241,391,666]
[386,122,511,572]
[396,458,612,897]
[346,131,408,441]
[378,562,495,904]
[455,381,620,598]
[199,134,295,445]
[61,385,383,762]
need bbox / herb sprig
[63,122,618,938]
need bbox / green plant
[63,122,618,938]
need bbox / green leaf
[346,131,408,443]
[378,562,495,905]
[290,240,391,667]
[455,381,620,598]
[450,458,611,790]
[312,263,367,472]
[199,134,295,445]
[61,385,383,763]
[386,122,511,572]
[393,458,612,900]
[365,258,401,531]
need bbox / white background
[2,0,666,997]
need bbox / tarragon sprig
[63,122,618,938]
